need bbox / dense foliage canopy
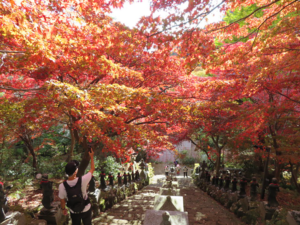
[1,0,299,179]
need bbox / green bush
[182,156,196,165]
[0,158,36,179]
[279,182,296,191]
[98,156,122,176]
[38,158,67,178]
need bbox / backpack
[63,177,90,213]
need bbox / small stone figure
[160,211,171,225]
[0,184,6,222]
[40,174,49,190]
[135,170,140,181]
[219,177,223,189]
[108,173,114,186]
[250,177,259,201]
[212,176,216,185]
[40,174,54,209]
[99,171,107,190]
[201,160,207,172]
[131,171,135,182]
[215,176,219,187]
[206,172,211,183]
[41,181,54,209]
[267,178,280,207]
[127,172,131,183]
[123,172,128,185]
[232,177,238,192]
[117,173,122,186]
[239,177,247,197]
[88,176,96,193]
[195,166,200,174]
[224,176,231,191]
[204,171,208,180]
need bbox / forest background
[0,0,299,196]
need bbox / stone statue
[224,176,231,191]
[267,178,280,207]
[131,171,135,182]
[195,166,200,174]
[212,176,216,185]
[135,170,140,181]
[40,173,49,190]
[165,181,173,189]
[0,184,6,222]
[239,177,247,197]
[123,172,127,185]
[117,173,122,186]
[127,172,131,183]
[160,211,171,225]
[99,171,107,190]
[232,177,238,192]
[88,176,96,193]
[108,173,114,186]
[201,161,207,172]
[206,172,211,183]
[215,176,219,187]
[250,177,259,201]
[39,174,54,209]
[219,177,223,189]
[41,181,54,209]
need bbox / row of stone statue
[199,171,280,207]
[92,170,141,192]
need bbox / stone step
[92,185,159,224]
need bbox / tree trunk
[274,160,283,181]
[215,148,221,177]
[77,137,90,177]
[66,126,75,162]
[22,136,37,170]
[0,136,5,166]
[290,162,300,193]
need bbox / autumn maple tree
[0,0,189,174]
[137,0,300,182]
[1,0,299,184]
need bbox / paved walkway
[92,164,243,225]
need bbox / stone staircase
[92,186,160,225]
[92,175,243,225]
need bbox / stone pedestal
[154,195,184,212]
[29,219,47,225]
[241,197,249,212]
[286,210,300,225]
[88,189,101,217]
[38,202,67,225]
[144,210,189,225]
[159,188,180,196]
[259,201,277,220]
[163,181,178,189]
[0,212,26,225]
[230,192,238,203]
[249,201,259,210]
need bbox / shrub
[98,156,122,176]
[182,156,196,165]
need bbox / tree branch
[0,86,45,91]
[0,50,25,54]
[189,137,214,165]
[207,0,280,33]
